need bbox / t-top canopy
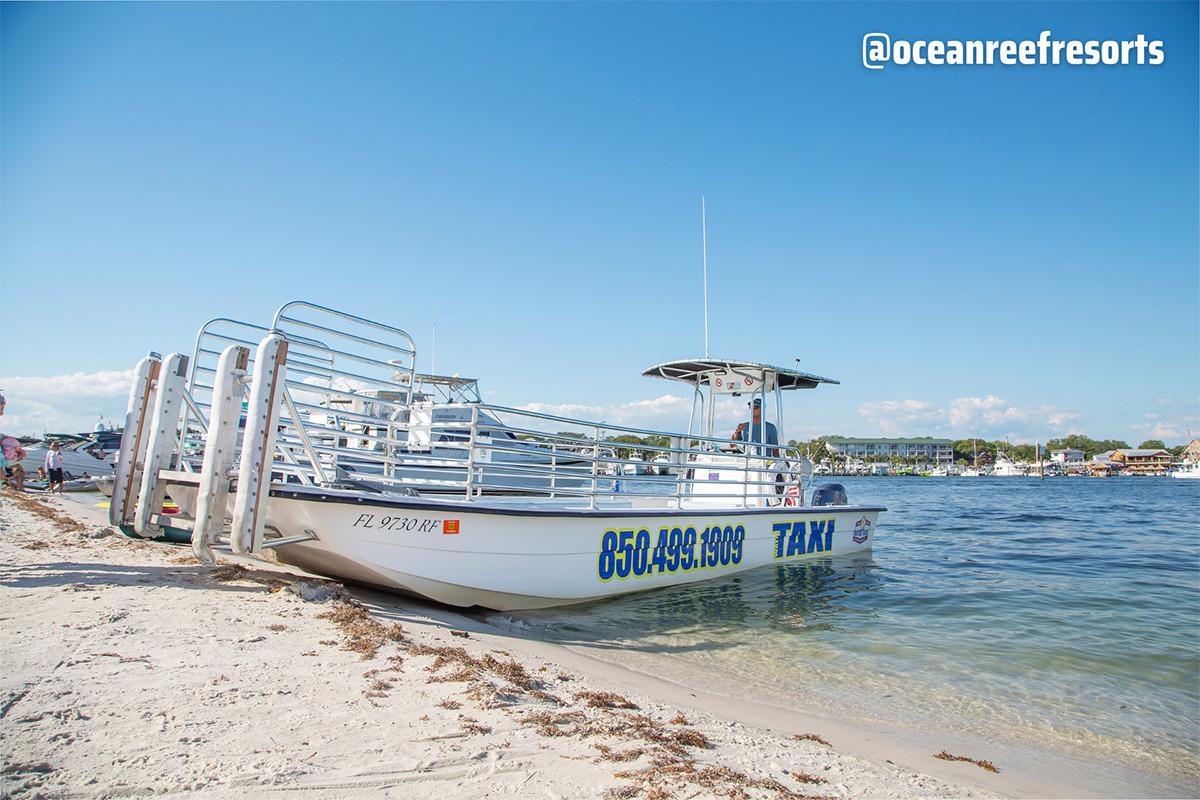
[394,372,478,387]
[641,358,838,391]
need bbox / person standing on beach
[44,441,65,493]
[0,392,27,491]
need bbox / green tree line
[546,431,1189,464]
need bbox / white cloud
[1131,402,1200,445]
[518,394,691,426]
[0,369,133,435]
[1144,423,1182,441]
[858,394,1080,441]
[1,369,134,398]
[1132,418,1193,444]
[946,395,1006,427]
[857,399,945,435]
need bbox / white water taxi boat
[108,302,884,610]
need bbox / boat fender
[764,460,789,506]
[763,471,788,506]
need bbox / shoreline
[0,491,1188,798]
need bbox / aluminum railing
[263,384,807,508]
[147,303,810,520]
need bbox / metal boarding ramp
[108,302,420,563]
[109,301,813,567]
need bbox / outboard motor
[810,482,848,506]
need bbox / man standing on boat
[732,398,779,457]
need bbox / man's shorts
[48,468,64,483]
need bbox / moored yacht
[992,452,1027,476]
[1171,462,1200,479]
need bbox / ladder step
[150,514,195,531]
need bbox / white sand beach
[0,491,1069,799]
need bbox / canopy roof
[641,358,838,389]
[414,373,478,387]
[393,372,478,387]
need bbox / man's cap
[749,398,762,407]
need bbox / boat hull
[247,487,883,610]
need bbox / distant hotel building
[824,437,954,466]
[1050,448,1085,465]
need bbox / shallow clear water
[496,477,1200,790]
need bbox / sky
[2,1,1197,445]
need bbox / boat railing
[262,371,808,508]
[181,302,419,472]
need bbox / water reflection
[496,555,883,651]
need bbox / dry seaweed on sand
[792,733,831,747]
[520,710,587,736]
[603,786,642,800]
[527,689,565,706]
[611,758,824,800]
[209,563,292,592]
[478,653,540,688]
[933,750,1000,773]
[594,744,650,763]
[669,728,709,749]
[410,642,545,691]
[574,690,639,710]
[784,769,826,784]
[316,602,406,659]
[4,491,87,532]
[464,681,523,710]
[209,564,248,582]
[427,666,477,683]
[531,709,709,755]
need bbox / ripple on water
[503,477,1200,789]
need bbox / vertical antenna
[701,196,709,357]
[431,314,437,375]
